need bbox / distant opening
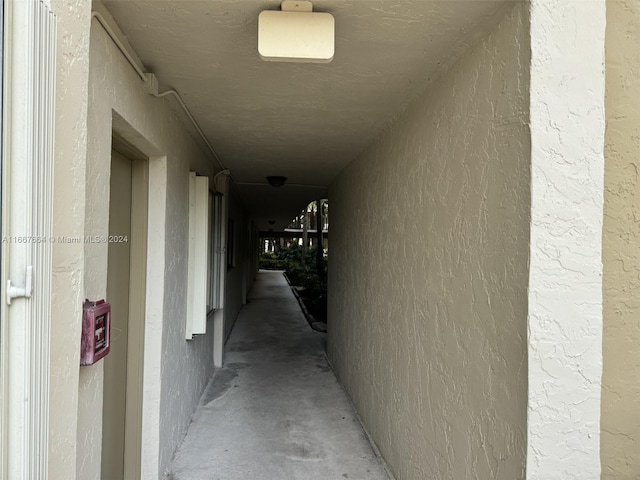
[259,199,328,325]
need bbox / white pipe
[91,12,147,82]
[90,11,228,174]
[212,169,231,193]
[153,90,226,172]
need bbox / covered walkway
[168,270,391,480]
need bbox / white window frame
[186,172,209,339]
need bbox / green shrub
[259,252,284,270]
[275,244,328,321]
[284,262,305,284]
[279,244,302,263]
[277,245,326,276]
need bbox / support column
[528,1,605,478]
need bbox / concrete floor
[168,270,391,480]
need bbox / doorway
[102,141,148,480]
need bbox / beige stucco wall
[73,5,231,478]
[601,1,640,477]
[327,4,529,479]
[46,4,252,476]
[48,0,92,478]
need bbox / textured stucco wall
[328,5,529,479]
[48,1,92,478]
[77,7,225,478]
[601,1,640,477]
[527,1,605,478]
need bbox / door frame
[106,136,148,480]
[124,142,148,479]
[105,110,166,480]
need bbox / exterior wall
[48,1,92,479]
[527,1,605,477]
[601,1,640,477]
[328,5,529,480]
[224,190,247,340]
[76,7,223,479]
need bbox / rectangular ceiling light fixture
[258,1,334,63]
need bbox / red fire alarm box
[80,299,111,366]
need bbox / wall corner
[527,0,606,477]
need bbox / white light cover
[258,10,335,63]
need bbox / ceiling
[102,0,509,230]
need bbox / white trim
[527,0,605,477]
[186,172,210,338]
[186,172,196,338]
[2,1,56,478]
[0,0,8,475]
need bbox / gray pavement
[167,270,391,480]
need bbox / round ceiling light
[266,176,287,187]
